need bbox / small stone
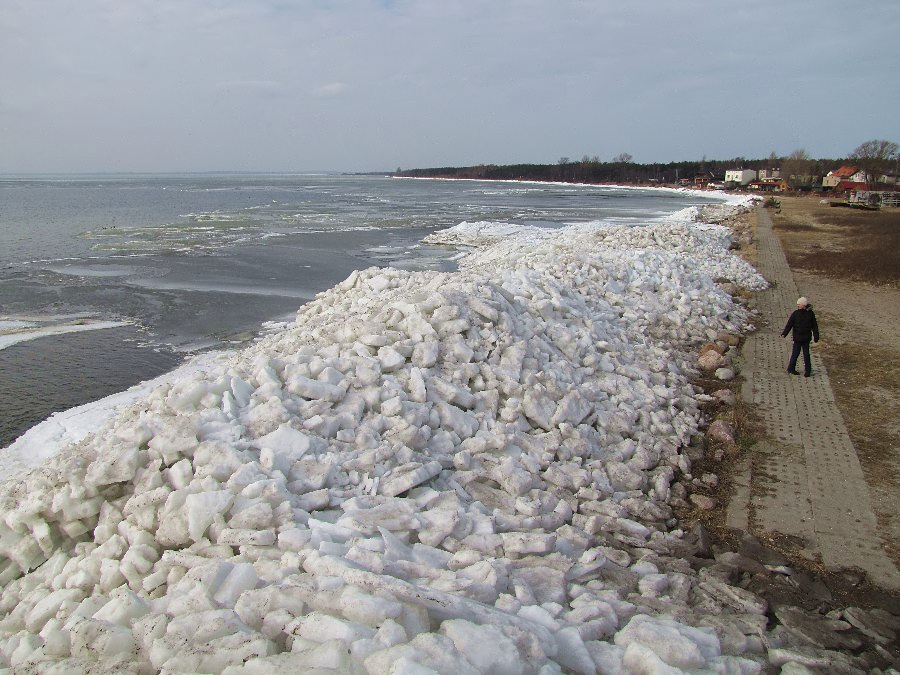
[698,350,726,371]
[689,494,716,510]
[746,576,810,610]
[689,522,714,558]
[707,419,735,445]
[716,332,741,347]
[700,342,725,355]
[714,367,735,381]
[713,388,737,406]
[790,571,833,604]
[738,535,790,567]
[714,551,767,576]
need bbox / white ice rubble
[0,207,780,673]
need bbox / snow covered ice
[0,202,782,673]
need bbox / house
[758,168,781,180]
[824,165,897,192]
[693,172,717,189]
[748,179,789,192]
[724,169,757,187]
[822,166,862,189]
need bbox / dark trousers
[788,341,811,375]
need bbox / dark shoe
[804,372,811,378]
[787,369,799,375]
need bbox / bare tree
[849,139,899,190]
[611,153,633,163]
[782,149,815,190]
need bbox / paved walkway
[726,207,900,590]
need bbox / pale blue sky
[2,0,897,172]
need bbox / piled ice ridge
[0,212,776,673]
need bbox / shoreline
[393,173,750,203]
[1,186,749,459]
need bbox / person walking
[782,296,819,377]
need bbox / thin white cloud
[311,82,350,98]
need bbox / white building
[724,169,757,186]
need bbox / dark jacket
[782,306,819,343]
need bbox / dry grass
[773,198,900,287]
[677,367,764,547]
[821,341,900,564]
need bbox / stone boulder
[698,350,726,372]
[707,420,736,445]
[714,367,735,381]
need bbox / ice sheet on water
[42,263,153,278]
[79,217,268,255]
[0,320,36,331]
[0,317,131,351]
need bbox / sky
[1,0,898,173]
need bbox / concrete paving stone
[816,533,900,588]
[725,454,751,531]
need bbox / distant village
[706,165,899,208]
[701,165,897,194]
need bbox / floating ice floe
[0,205,782,673]
[0,316,131,351]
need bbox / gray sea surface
[0,174,718,446]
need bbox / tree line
[395,140,898,191]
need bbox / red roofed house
[822,165,898,192]
[822,166,864,190]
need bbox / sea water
[0,174,719,446]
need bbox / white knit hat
[796,297,809,307]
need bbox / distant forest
[394,156,841,186]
